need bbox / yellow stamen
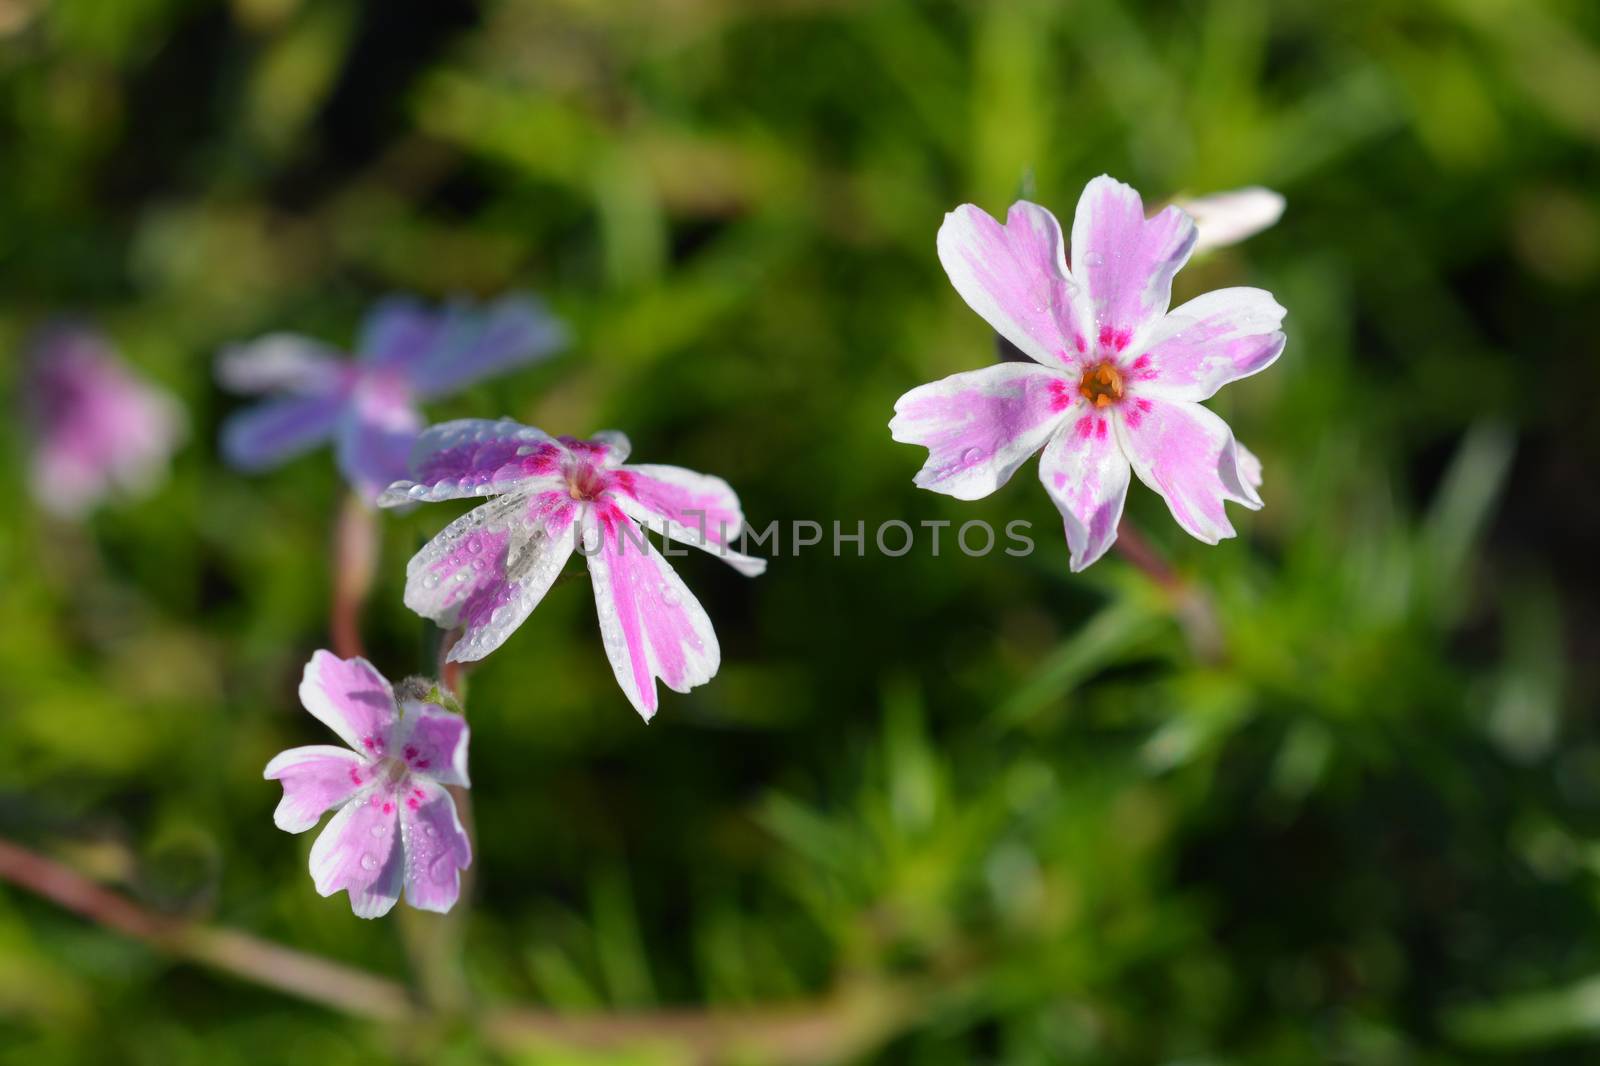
[1078,361,1125,407]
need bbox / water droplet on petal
[1084,251,1105,268]
[360,853,380,871]
[370,822,387,837]
[960,447,985,465]
[423,823,438,838]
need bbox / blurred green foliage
[3,0,1600,1062]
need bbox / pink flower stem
[0,836,410,1021]
[0,833,922,1062]
[1112,516,1225,661]
[330,492,378,659]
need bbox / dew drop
[423,824,438,838]
[960,446,985,465]
[370,822,387,837]
[471,558,487,571]
[1084,251,1105,267]
[360,853,380,871]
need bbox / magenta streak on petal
[428,528,510,613]
[1097,325,1132,353]
[457,570,519,632]
[529,488,579,538]
[414,438,562,492]
[599,506,657,707]
[558,435,616,465]
[606,469,738,547]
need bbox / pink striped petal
[394,704,470,787]
[1071,176,1196,345]
[1133,288,1286,401]
[937,201,1090,371]
[298,651,399,756]
[378,418,564,505]
[220,390,345,471]
[1116,398,1260,544]
[406,491,579,663]
[566,430,631,468]
[1039,412,1132,572]
[308,792,404,919]
[262,745,368,833]
[608,463,767,576]
[399,780,472,914]
[890,362,1075,500]
[584,504,720,721]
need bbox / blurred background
[3,0,1600,1062]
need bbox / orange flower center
[1078,361,1125,408]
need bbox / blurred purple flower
[24,323,185,518]
[265,651,471,918]
[217,293,567,500]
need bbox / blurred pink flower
[1176,186,1286,253]
[378,420,766,721]
[24,323,185,518]
[892,175,1285,571]
[265,651,471,918]
[218,293,566,500]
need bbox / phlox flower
[218,293,566,500]
[265,651,471,918]
[24,323,185,518]
[378,419,766,721]
[891,175,1285,571]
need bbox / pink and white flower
[218,293,566,500]
[24,323,185,518]
[891,175,1286,571]
[265,651,472,918]
[377,420,766,721]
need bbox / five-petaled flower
[891,175,1285,571]
[218,293,567,500]
[377,419,766,721]
[25,323,185,518]
[265,651,472,918]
